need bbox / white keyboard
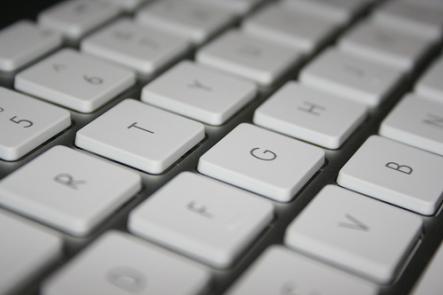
[0,0,443,294]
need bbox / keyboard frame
[1,0,443,294]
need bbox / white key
[76,99,205,174]
[416,56,443,103]
[0,146,142,236]
[136,0,235,44]
[0,88,71,161]
[285,185,422,284]
[129,172,273,268]
[43,231,210,295]
[300,48,403,108]
[254,82,367,149]
[412,242,443,295]
[198,123,325,202]
[82,19,191,78]
[227,246,378,295]
[373,0,443,41]
[242,4,339,53]
[197,31,302,87]
[339,20,433,72]
[192,0,263,15]
[0,209,62,295]
[100,0,150,11]
[283,0,372,25]
[380,94,443,156]
[38,0,120,41]
[15,49,136,113]
[142,61,257,125]
[338,136,443,215]
[0,21,62,72]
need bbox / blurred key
[129,172,273,268]
[82,19,191,79]
[197,31,302,87]
[412,242,443,295]
[192,0,264,15]
[136,0,235,44]
[15,49,136,113]
[38,0,120,41]
[0,209,62,295]
[0,21,62,73]
[43,231,210,295]
[416,56,443,103]
[300,49,403,108]
[100,0,151,12]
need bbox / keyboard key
[100,0,150,11]
[198,123,325,202]
[412,242,443,295]
[254,82,367,149]
[285,185,422,284]
[197,31,302,87]
[380,94,443,156]
[129,172,273,268]
[0,209,62,295]
[136,0,235,44]
[0,87,71,161]
[0,146,142,236]
[38,0,120,41]
[416,56,443,103]
[243,4,339,53]
[142,61,257,125]
[339,20,433,72]
[43,231,210,295]
[227,246,378,295]
[374,0,443,41]
[76,99,205,174]
[283,0,372,25]
[338,136,443,215]
[82,19,191,79]
[0,21,62,73]
[300,48,403,108]
[192,0,263,15]
[15,49,136,113]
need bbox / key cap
[373,0,443,41]
[100,0,150,11]
[285,185,422,284]
[0,146,142,236]
[129,172,273,268]
[0,21,62,73]
[227,246,378,295]
[300,48,403,108]
[198,123,325,202]
[242,4,339,53]
[38,0,120,41]
[338,136,443,215]
[82,19,191,79]
[142,61,257,125]
[136,0,235,44]
[416,56,443,103]
[197,31,302,87]
[15,49,136,113]
[43,231,210,295]
[412,242,443,295]
[283,0,372,25]
[254,82,367,149]
[380,94,443,156]
[192,0,263,15]
[339,20,433,72]
[76,99,205,174]
[0,88,71,161]
[0,209,62,295]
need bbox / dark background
[1,0,62,29]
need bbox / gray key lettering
[423,113,443,129]
[250,148,277,161]
[54,173,86,190]
[128,122,155,134]
[385,162,413,175]
[298,101,326,116]
[107,267,147,293]
[187,201,213,218]
[83,75,104,85]
[10,116,33,128]
[339,214,369,232]
[188,80,212,92]
[52,63,67,73]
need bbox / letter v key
[339,214,369,232]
